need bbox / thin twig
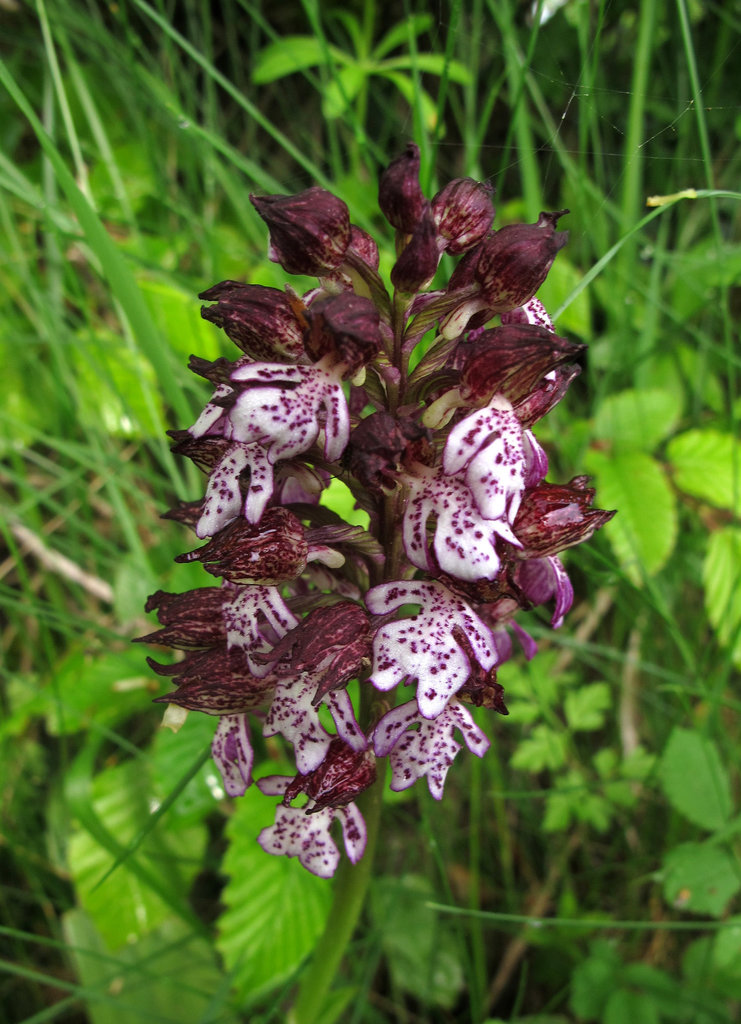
[486,832,581,1010]
[7,521,114,604]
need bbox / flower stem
[287,764,386,1024]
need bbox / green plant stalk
[287,764,386,1024]
[617,0,657,286]
[467,747,486,1023]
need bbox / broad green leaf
[703,527,741,667]
[381,71,440,131]
[216,778,332,1007]
[321,65,367,120]
[63,910,225,1024]
[537,256,592,339]
[593,388,682,452]
[150,713,221,827]
[251,36,347,83]
[658,727,732,830]
[373,15,435,59]
[604,987,660,1024]
[76,327,165,438]
[512,724,567,772]
[662,841,740,917]
[378,53,472,85]
[370,875,464,1010]
[43,647,152,736]
[712,916,741,980]
[67,760,206,948]
[564,682,612,731]
[669,239,741,320]
[584,449,677,582]
[569,939,622,1017]
[667,429,739,513]
[138,277,223,364]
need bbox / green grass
[1,1,740,1022]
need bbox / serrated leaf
[658,727,732,830]
[512,724,567,772]
[667,429,739,513]
[593,388,682,452]
[251,37,347,83]
[217,780,332,1007]
[564,682,612,731]
[703,526,741,668]
[662,841,740,916]
[151,713,221,826]
[67,761,206,949]
[584,449,677,582]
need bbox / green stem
[287,766,386,1024]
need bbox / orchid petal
[443,397,526,523]
[222,586,298,676]
[257,804,340,878]
[211,714,253,797]
[228,362,350,463]
[366,580,497,719]
[372,697,489,799]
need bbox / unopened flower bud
[378,142,425,233]
[458,324,585,406]
[303,293,382,375]
[175,507,308,584]
[345,412,432,491]
[432,178,495,254]
[250,187,351,276]
[513,479,615,557]
[283,738,377,811]
[348,225,380,269]
[199,282,305,362]
[475,210,569,312]
[390,210,440,292]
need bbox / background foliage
[1,0,739,1021]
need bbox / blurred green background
[1,1,739,1022]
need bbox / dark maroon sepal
[303,293,382,375]
[136,587,227,649]
[432,177,495,255]
[378,142,425,233]
[457,323,586,405]
[283,737,377,811]
[390,210,440,292]
[250,187,351,276]
[199,281,305,362]
[150,648,275,715]
[474,210,569,312]
[513,479,616,557]
[175,507,308,585]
